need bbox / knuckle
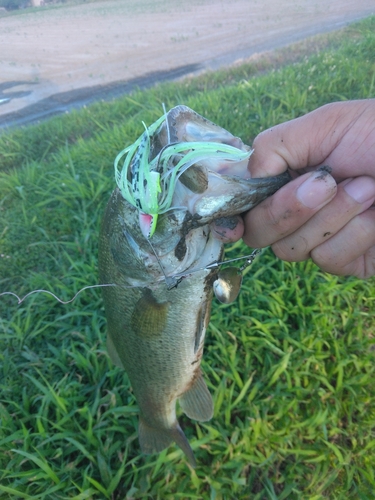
[311,244,348,276]
[271,239,307,262]
[263,198,296,237]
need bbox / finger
[248,100,374,178]
[272,176,375,262]
[311,207,375,278]
[243,169,337,248]
[248,104,338,177]
[211,215,244,243]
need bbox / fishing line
[0,250,262,305]
[0,284,117,305]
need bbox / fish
[98,105,290,467]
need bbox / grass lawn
[1,15,375,500]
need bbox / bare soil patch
[1,0,374,127]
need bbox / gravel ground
[0,0,374,128]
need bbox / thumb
[248,101,368,178]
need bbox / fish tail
[172,424,197,468]
[138,416,196,468]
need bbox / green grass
[1,15,375,499]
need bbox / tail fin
[138,416,196,467]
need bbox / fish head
[115,105,290,237]
[110,105,290,284]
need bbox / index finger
[243,169,337,248]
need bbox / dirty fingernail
[211,216,244,242]
[343,176,375,204]
[297,171,336,209]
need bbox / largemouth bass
[98,105,290,467]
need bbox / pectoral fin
[138,416,196,467]
[131,289,169,338]
[194,301,211,353]
[179,371,213,422]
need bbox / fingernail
[297,171,336,209]
[214,216,240,229]
[343,176,375,204]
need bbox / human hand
[243,99,375,278]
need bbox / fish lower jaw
[193,194,235,218]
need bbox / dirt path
[1,0,374,128]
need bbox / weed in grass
[0,15,375,500]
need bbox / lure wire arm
[238,248,263,272]
[170,248,263,279]
[204,248,262,272]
